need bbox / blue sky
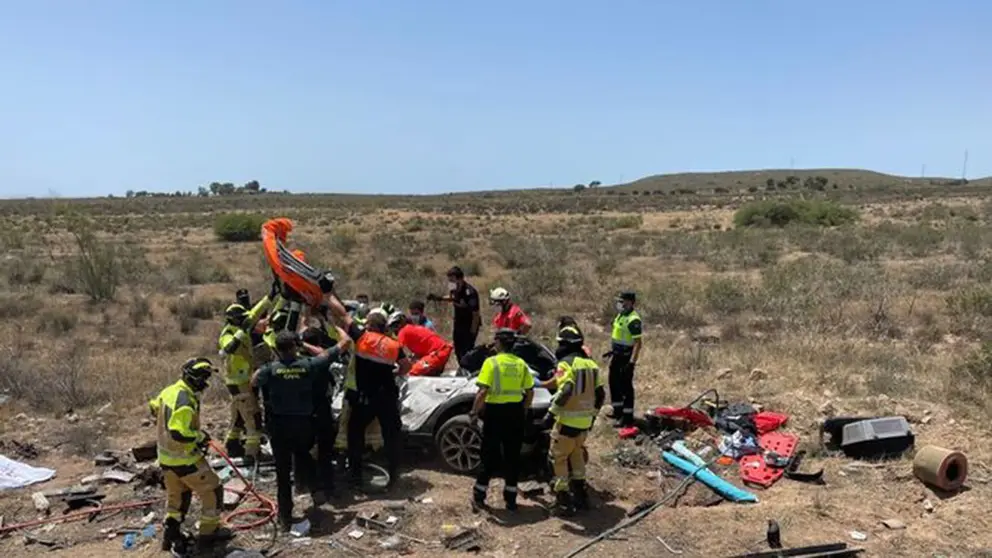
[1,0,988,198]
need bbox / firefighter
[545,325,605,515]
[607,291,642,427]
[489,287,532,335]
[470,328,535,511]
[217,280,278,463]
[149,358,232,553]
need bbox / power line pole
[921,164,926,179]
[962,149,969,180]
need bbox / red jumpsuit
[397,324,453,376]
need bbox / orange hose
[209,441,278,531]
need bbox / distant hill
[607,168,991,194]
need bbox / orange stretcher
[261,218,325,308]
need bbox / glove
[541,411,556,430]
[196,431,211,453]
[269,278,281,300]
[318,271,335,294]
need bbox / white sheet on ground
[0,454,56,490]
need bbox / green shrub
[213,213,265,242]
[734,200,859,228]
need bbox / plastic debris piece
[122,532,137,549]
[290,519,311,538]
[347,529,364,539]
[849,530,867,541]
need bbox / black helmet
[225,304,248,326]
[494,327,517,347]
[556,325,584,345]
[235,288,251,309]
[618,291,636,303]
[181,357,215,392]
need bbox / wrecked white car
[328,340,558,475]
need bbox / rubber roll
[913,445,968,491]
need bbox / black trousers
[609,352,635,421]
[269,415,315,522]
[346,391,401,484]
[313,406,336,493]
[474,402,526,502]
[453,326,478,363]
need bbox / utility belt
[608,344,634,357]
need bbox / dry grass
[1,181,992,556]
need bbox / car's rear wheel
[435,415,483,474]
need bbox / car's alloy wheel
[437,415,483,473]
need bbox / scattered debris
[849,531,867,541]
[881,519,906,530]
[130,443,157,463]
[347,529,364,540]
[101,468,136,484]
[0,455,55,490]
[725,542,864,558]
[716,367,733,379]
[613,446,656,469]
[31,492,50,514]
[94,450,119,467]
[443,527,482,552]
[419,497,434,504]
[379,534,407,551]
[81,474,100,485]
[913,445,968,492]
[922,499,935,513]
[766,519,781,549]
[840,417,914,459]
[656,535,684,554]
[223,478,246,507]
[290,519,310,538]
[23,531,63,549]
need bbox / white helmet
[489,287,510,304]
[386,311,406,329]
[367,307,389,321]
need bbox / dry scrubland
[1,169,992,557]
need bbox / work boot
[570,480,589,511]
[197,527,234,550]
[224,439,245,459]
[503,492,518,512]
[552,490,575,517]
[471,485,487,512]
[161,518,182,552]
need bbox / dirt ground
[1,388,990,558]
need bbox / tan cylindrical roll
[913,445,968,491]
